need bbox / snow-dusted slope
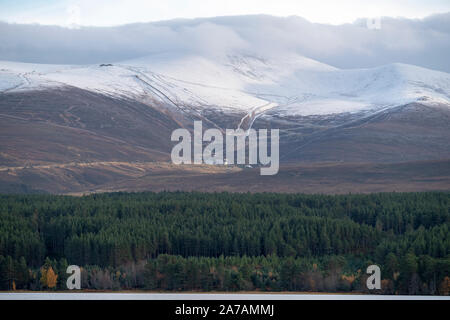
[1,52,449,117]
[262,62,450,116]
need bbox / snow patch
[1,54,449,117]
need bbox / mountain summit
[0,15,449,194]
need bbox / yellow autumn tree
[40,266,58,289]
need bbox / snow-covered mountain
[1,15,449,194]
[1,51,449,119]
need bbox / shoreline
[1,291,448,300]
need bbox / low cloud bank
[0,13,449,72]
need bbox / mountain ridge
[0,20,449,194]
[1,53,449,119]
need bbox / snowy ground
[1,52,449,118]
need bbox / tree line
[0,191,449,294]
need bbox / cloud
[0,13,449,72]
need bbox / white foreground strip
[0,293,449,300]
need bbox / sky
[0,1,449,73]
[1,0,450,26]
